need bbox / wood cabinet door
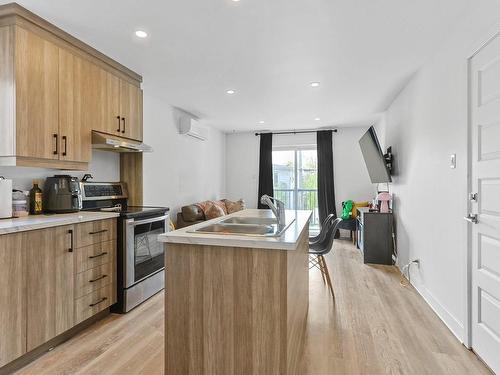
[15,27,59,160]
[120,79,143,141]
[0,233,27,367]
[26,225,75,351]
[58,49,91,163]
[97,70,121,136]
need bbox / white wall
[333,128,377,214]
[225,128,376,214]
[141,87,226,220]
[225,132,260,208]
[379,0,500,342]
[0,150,119,191]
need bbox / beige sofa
[176,199,245,229]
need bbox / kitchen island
[159,209,311,375]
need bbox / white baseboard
[409,278,465,343]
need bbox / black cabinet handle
[62,136,67,156]
[89,274,107,283]
[121,117,126,134]
[88,251,108,259]
[53,134,58,155]
[116,115,121,132]
[68,229,73,253]
[89,297,107,307]
[89,229,108,235]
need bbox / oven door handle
[129,215,168,227]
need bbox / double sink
[190,216,295,237]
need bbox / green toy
[341,200,354,220]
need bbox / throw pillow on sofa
[205,203,226,220]
[223,199,246,214]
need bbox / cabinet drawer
[75,240,116,274]
[75,284,115,325]
[75,262,114,299]
[75,219,116,248]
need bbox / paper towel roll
[0,177,13,219]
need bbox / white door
[470,33,500,374]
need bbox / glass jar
[12,190,29,218]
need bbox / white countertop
[158,209,312,250]
[0,211,120,235]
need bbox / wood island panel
[165,227,309,375]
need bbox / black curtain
[257,133,274,209]
[317,130,336,224]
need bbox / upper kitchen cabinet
[120,80,143,141]
[97,70,121,137]
[58,48,93,164]
[15,27,60,162]
[96,71,143,141]
[0,3,143,170]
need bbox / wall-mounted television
[359,126,392,183]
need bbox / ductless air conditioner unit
[179,117,206,141]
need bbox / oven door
[124,214,168,288]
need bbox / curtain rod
[254,129,338,136]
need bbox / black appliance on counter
[43,175,82,213]
[81,181,169,313]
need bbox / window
[272,147,319,229]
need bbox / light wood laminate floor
[16,241,491,375]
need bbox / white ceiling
[3,0,470,132]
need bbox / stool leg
[318,255,326,284]
[309,255,326,284]
[319,255,335,299]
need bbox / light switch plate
[450,154,456,169]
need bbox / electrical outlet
[450,154,456,169]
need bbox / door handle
[68,229,74,252]
[89,297,107,307]
[53,134,58,155]
[464,214,478,224]
[116,115,121,132]
[89,229,108,235]
[89,274,107,283]
[88,251,108,259]
[121,117,126,134]
[62,136,67,156]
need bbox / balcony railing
[274,189,319,228]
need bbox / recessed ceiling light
[135,30,148,38]
[315,117,321,121]
[226,89,236,95]
[259,120,265,124]
[310,82,320,88]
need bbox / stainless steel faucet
[260,195,286,227]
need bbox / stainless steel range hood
[92,131,153,153]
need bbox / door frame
[465,21,500,349]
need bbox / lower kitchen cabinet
[0,233,27,368]
[0,218,117,369]
[26,225,75,351]
[75,284,115,324]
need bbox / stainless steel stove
[81,181,169,313]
